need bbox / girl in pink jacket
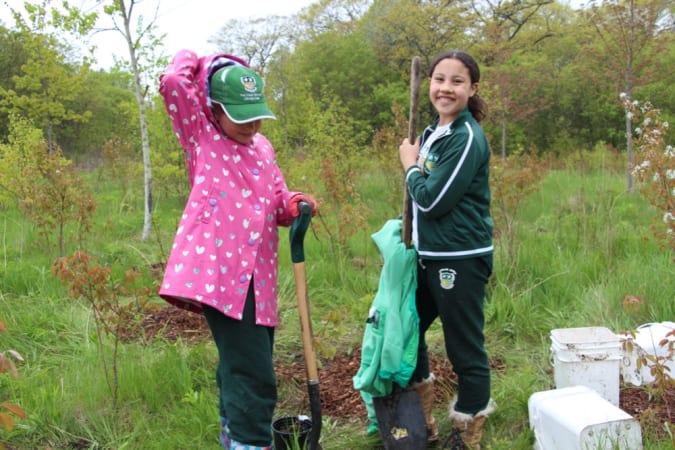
[159,50,317,450]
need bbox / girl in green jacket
[399,50,495,450]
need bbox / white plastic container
[550,326,622,406]
[620,322,675,386]
[529,385,643,450]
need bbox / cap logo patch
[241,76,257,93]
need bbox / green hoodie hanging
[353,219,419,433]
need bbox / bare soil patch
[138,307,674,439]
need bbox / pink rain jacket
[158,50,299,327]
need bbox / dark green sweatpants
[411,256,492,415]
[203,282,277,446]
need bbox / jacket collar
[426,108,472,135]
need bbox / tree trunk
[138,85,152,242]
[47,119,54,155]
[501,113,507,162]
[120,0,152,241]
[625,89,633,193]
[625,0,635,193]
[499,87,507,162]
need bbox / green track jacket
[405,108,493,259]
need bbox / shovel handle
[289,201,322,448]
[289,200,315,376]
[290,201,312,263]
[289,200,316,380]
[294,263,318,382]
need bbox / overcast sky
[1,0,317,68]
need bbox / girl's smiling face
[429,58,477,126]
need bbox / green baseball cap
[210,65,276,123]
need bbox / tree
[209,16,293,74]
[584,0,674,191]
[300,0,371,36]
[363,0,474,72]
[58,68,138,156]
[282,30,395,144]
[100,0,168,241]
[0,115,43,208]
[0,115,96,256]
[0,25,29,139]
[0,2,97,154]
[471,0,556,160]
[517,9,623,154]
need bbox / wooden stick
[401,56,421,248]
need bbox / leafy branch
[51,251,155,408]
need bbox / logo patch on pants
[439,268,456,290]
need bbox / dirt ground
[139,307,674,440]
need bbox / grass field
[1,159,673,449]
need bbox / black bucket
[272,415,312,450]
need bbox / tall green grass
[1,163,673,449]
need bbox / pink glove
[289,194,318,217]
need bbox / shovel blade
[373,388,428,449]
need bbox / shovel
[288,201,322,450]
[372,55,428,450]
[373,384,427,449]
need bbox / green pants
[412,256,492,415]
[203,282,277,446]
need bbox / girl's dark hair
[428,50,488,123]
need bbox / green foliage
[0,26,29,140]
[24,151,96,256]
[0,116,96,255]
[370,102,411,213]
[62,70,139,157]
[97,136,138,193]
[268,29,398,147]
[279,93,372,256]
[0,30,91,153]
[490,151,549,261]
[363,0,472,70]
[0,115,97,257]
[0,114,43,208]
[0,292,219,449]
[559,141,625,173]
[0,0,674,167]
[147,99,188,200]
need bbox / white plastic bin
[528,385,642,450]
[620,322,675,386]
[550,326,622,406]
